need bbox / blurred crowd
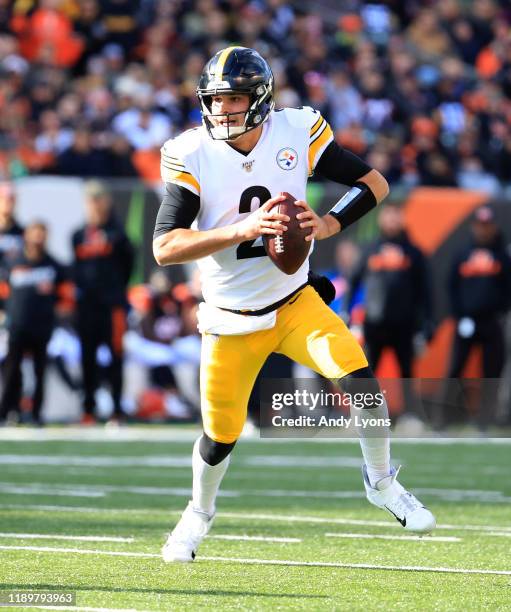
[0,180,202,426]
[0,0,511,190]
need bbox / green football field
[0,428,510,611]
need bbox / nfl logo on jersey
[241,160,255,172]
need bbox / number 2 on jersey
[236,185,271,260]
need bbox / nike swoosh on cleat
[384,506,406,527]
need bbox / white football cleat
[162,501,214,562]
[363,465,436,534]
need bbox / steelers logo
[276,147,298,170]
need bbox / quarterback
[153,47,435,562]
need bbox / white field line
[0,544,509,576]
[2,480,510,503]
[0,454,366,469]
[414,488,511,502]
[1,426,511,443]
[2,503,511,535]
[325,532,461,542]
[208,534,301,543]
[0,544,156,557]
[0,483,239,499]
[0,532,133,543]
[0,455,190,468]
[201,556,511,576]
[219,512,511,534]
[25,607,152,612]
[0,504,147,514]
[0,485,105,498]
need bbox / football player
[153,47,436,562]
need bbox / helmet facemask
[198,82,274,141]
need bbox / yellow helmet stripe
[214,46,241,81]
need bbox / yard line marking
[325,532,461,542]
[2,477,510,503]
[0,504,145,514]
[0,485,105,498]
[26,607,153,612]
[0,481,364,500]
[208,534,301,543]
[201,556,511,575]
[0,482,239,499]
[0,454,367,469]
[219,512,511,533]
[1,504,511,534]
[1,426,511,443]
[414,488,511,503]
[243,456,364,468]
[0,545,509,576]
[0,532,134,543]
[0,545,157,557]
[0,455,192,467]
[4,480,510,503]
[251,489,365,499]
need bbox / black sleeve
[315,141,372,185]
[153,183,200,239]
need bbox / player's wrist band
[327,182,377,231]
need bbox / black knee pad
[199,433,237,466]
[338,366,382,406]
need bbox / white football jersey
[160,106,333,310]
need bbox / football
[263,192,312,275]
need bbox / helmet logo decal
[197,46,275,141]
[276,148,298,170]
[214,46,240,80]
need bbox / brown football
[263,192,312,275]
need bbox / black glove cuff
[308,271,336,305]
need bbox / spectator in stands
[346,204,434,416]
[72,180,134,425]
[324,239,362,318]
[0,182,24,317]
[0,221,72,426]
[136,269,191,420]
[34,109,74,156]
[112,89,172,151]
[442,206,511,429]
[55,125,112,177]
